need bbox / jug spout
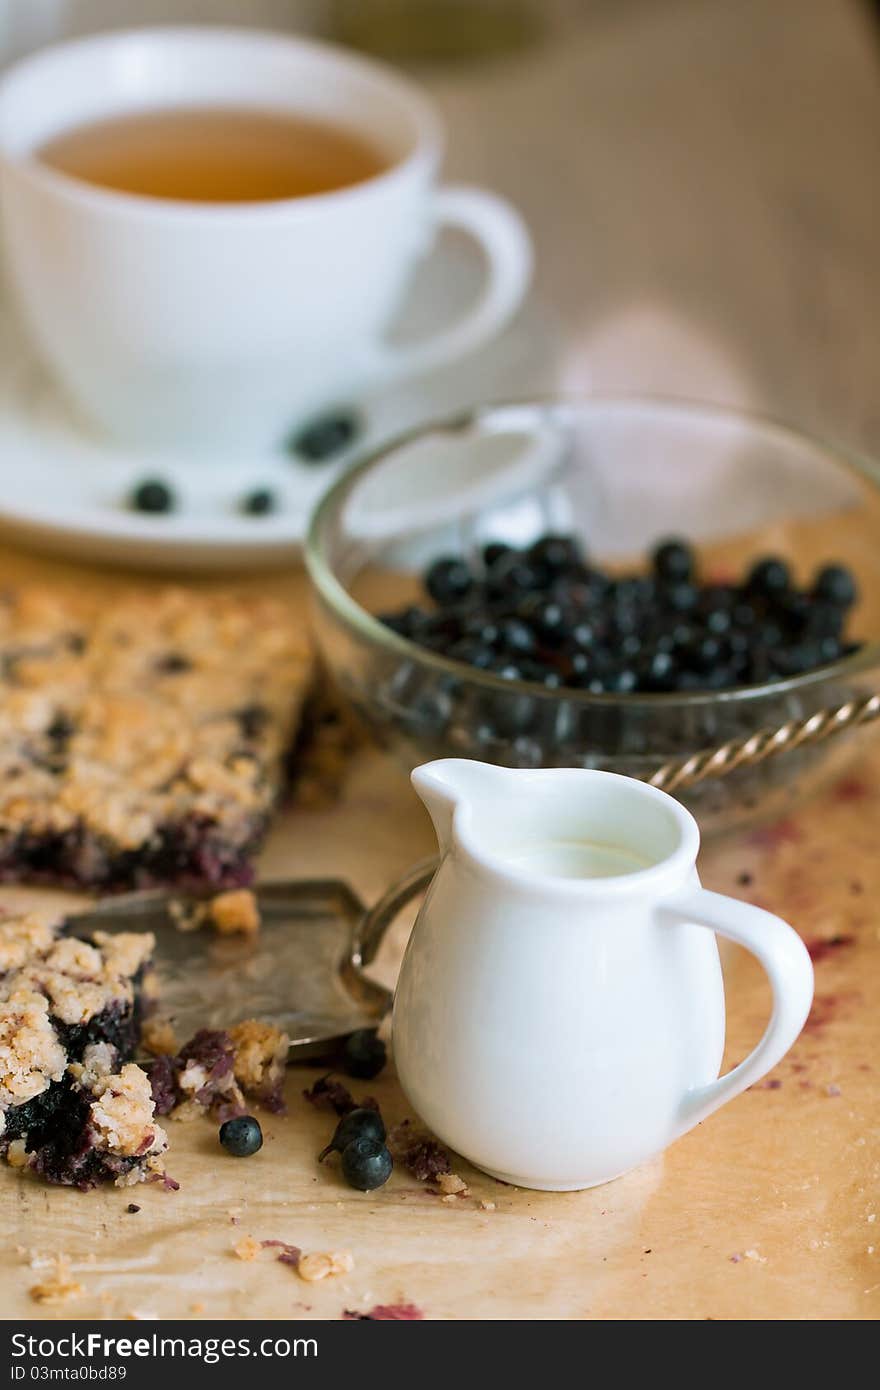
[412,758,512,858]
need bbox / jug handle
[350,856,439,970]
[658,888,814,1137]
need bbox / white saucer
[0,234,561,571]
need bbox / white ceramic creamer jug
[393,760,814,1191]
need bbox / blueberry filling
[0,815,267,891]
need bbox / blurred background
[1,0,878,459]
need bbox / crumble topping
[90,932,155,980]
[67,1042,118,1090]
[229,1019,287,1097]
[0,914,55,972]
[84,1063,167,1160]
[0,989,67,1109]
[0,586,313,889]
[2,930,155,1028]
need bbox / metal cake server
[65,861,437,1060]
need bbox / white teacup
[394,760,814,1191]
[0,27,532,453]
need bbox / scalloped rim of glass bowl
[305,394,880,710]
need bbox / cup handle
[370,185,532,381]
[658,888,814,1137]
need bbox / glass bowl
[305,397,880,835]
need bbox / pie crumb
[6,1138,28,1168]
[169,1099,204,1124]
[437,1172,468,1197]
[479,1200,496,1212]
[207,890,261,936]
[298,1250,354,1282]
[141,1017,178,1057]
[29,1255,84,1305]
[232,1235,262,1262]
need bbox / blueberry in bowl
[372,535,861,696]
[305,398,880,836]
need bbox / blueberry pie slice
[0,586,313,890]
[0,913,167,1189]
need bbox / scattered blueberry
[341,1136,393,1191]
[291,410,359,462]
[219,1114,263,1157]
[319,1107,386,1162]
[242,487,277,516]
[342,1029,387,1080]
[131,478,174,514]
